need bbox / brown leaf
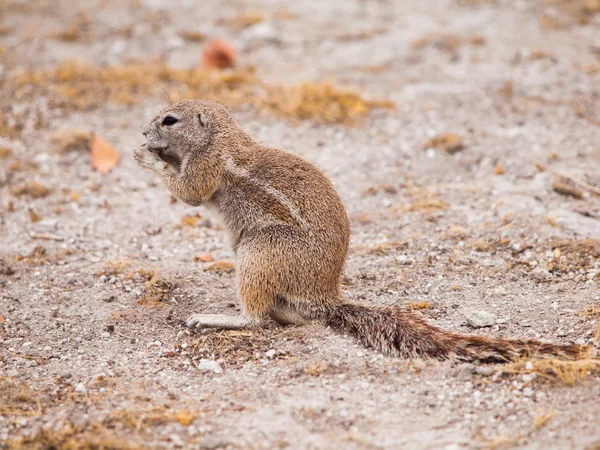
[202,39,237,69]
[91,133,120,173]
[194,253,214,262]
[28,208,42,223]
[0,315,4,323]
[495,162,505,175]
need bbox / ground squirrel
[134,99,590,362]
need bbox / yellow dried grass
[8,60,393,125]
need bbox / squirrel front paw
[134,143,163,171]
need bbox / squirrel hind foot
[186,313,257,330]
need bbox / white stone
[197,360,223,374]
[466,311,496,328]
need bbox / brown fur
[134,99,591,363]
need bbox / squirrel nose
[142,125,150,136]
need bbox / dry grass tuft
[98,259,177,307]
[547,238,600,275]
[501,358,600,385]
[351,240,407,256]
[188,327,302,367]
[51,130,93,153]
[263,81,394,125]
[539,0,600,28]
[48,15,92,42]
[0,377,43,417]
[203,260,235,275]
[534,409,555,429]
[7,423,143,450]
[480,434,522,450]
[9,180,51,198]
[0,146,12,158]
[180,213,203,227]
[303,362,329,376]
[137,275,176,307]
[409,301,430,311]
[14,246,50,265]
[105,406,196,430]
[7,60,392,125]
[0,109,23,139]
[424,132,465,154]
[404,194,449,213]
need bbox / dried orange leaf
[91,133,120,174]
[194,253,214,262]
[495,162,505,175]
[0,315,4,323]
[202,39,237,69]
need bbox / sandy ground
[1,0,600,448]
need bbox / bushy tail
[326,302,591,362]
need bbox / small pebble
[197,359,223,374]
[396,255,413,265]
[475,366,494,376]
[74,383,87,394]
[466,311,496,328]
[531,267,552,280]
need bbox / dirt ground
[1,0,600,448]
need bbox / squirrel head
[141,99,240,158]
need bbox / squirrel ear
[198,113,207,128]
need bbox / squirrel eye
[162,116,178,126]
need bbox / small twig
[114,330,135,340]
[29,232,64,241]
[535,160,600,197]
[5,350,47,362]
